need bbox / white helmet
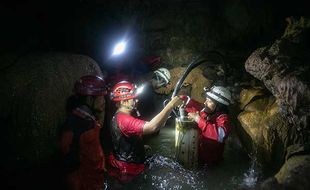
[204,86,231,105]
[153,68,171,87]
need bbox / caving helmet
[110,81,138,102]
[204,86,231,106]
[74,75,107,96]
[153,67,171,88]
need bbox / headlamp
[112,41,127,56]
[135,84,145,95]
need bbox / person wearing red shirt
[60,75,107,190]
[108,81,182,183]
[184,86,232,166]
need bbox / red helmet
[74,75,107,96]
[110,81,137,102]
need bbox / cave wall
[0,0,294,70]
[245,17,310,139]
[0,53,103,169]
[1,0,307,166]
[138,0,279,67]
[0,1,309,189]
[239,17,310,189]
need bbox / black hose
[170,51,225,117]
[171,59,206,98]
[170,59,206,117]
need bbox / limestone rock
[245,17,310,131]
[239,88,265,110]
[237,89,294,168]
[241,17,310,189]
[243,96,275,112]
[273,155,310,190]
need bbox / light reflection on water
[239,151,262,189]
[126,155,205,190]
[118,124,263,190]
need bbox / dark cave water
[111,122,265,190]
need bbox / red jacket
[60,107,106,190]
[197,111,231,165]
[179,95,231,165]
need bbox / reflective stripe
[156,70,169,84]
[217,127,225,143]
[74,107,96,121]
[155,75,167,88]
[185,96,191,105]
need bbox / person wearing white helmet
[185,85,232,166]
[151,67,171,89]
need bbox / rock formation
[239,17,310,189]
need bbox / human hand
[178,95,188,101]
[188,112,200,123]
[169,96,183,108]
[178,95,190,107]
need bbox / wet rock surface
[274,154,310,190]
[260,155,310,190]
[239,17,310,189]
[237,88,299,169]
[245,17,310,132]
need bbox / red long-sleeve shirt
[179,95,232,165]
[197,111,231,165]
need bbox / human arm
[143,96,183,135]
[179,95,204,113]
[188,112,201,123]
[188,113,231,142]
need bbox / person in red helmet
[186,85,232,166]
[107,81,182,184]
[60,75,107,190]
